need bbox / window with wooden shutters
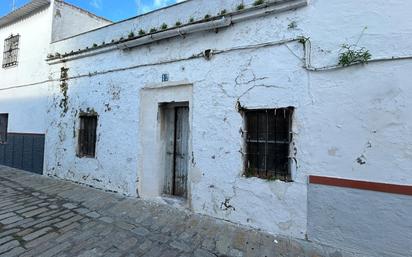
[3,34,19,68]
[0,114,8,144]
[78,115,97,158]
[244,108,293,182]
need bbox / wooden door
[163,105,189,198]
[173,106,189,197]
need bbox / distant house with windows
[1,0,412,256]
[0,0,110,173]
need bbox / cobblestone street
[0,166,354,257]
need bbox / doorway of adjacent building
[162,103,189,198]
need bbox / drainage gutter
[47,0,307,64]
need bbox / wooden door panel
[163,107,175,195]
[173,107,189,197]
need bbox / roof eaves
[56,0,112,23]
[0,0,51,29]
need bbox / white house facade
[0,0,110,174]
[1,0,412,256]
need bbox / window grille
[3,34,20,68]
[244,108,293,181]
[78,115,97,157]
[0,114,8,144]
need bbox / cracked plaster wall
[0,0,112,134]
[45,0,412,243]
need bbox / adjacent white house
[0,0,110,173]
[1,0,412,256]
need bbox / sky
[0,0,182,22]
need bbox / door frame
[138,83,193,201]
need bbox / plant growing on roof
[175,21,182,26]
[92,43,98,48]
[236,3,245,10]
[138,29,146,36]
[128,31,135,38]
[204,14,211,20]
[160,23,168,30]
[288,21,297,29]
[150,27,158,33]
[220,9,227,15]
[253,0,264,6]
[338,44,372,66]
[189,17,195,23]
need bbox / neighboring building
[2,0,412,256]
[0,0,110,174]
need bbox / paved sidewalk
[0,166,355,257]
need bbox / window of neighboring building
[244,108,293,182]
[0,114,8,144]
[78,115,97,158]
[2,34,20,68]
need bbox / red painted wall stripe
[309,175,412,196]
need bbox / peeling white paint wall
[42,0,412,252]
[0,0,122,156]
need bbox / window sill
[2,64,18,69]
[242,174,294,183]
[76,154,96,159]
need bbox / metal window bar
[78,116,97,157]
[0,114,8,143]
[3,34,19,68]
[245,108,293,181]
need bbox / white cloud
[135,0,186,14]
[90,0,103,9]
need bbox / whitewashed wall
[46,0,412,251]
[308,184,412,257]
[0,0,117,153]
[0,6,53,133]
[51,0,111,43]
